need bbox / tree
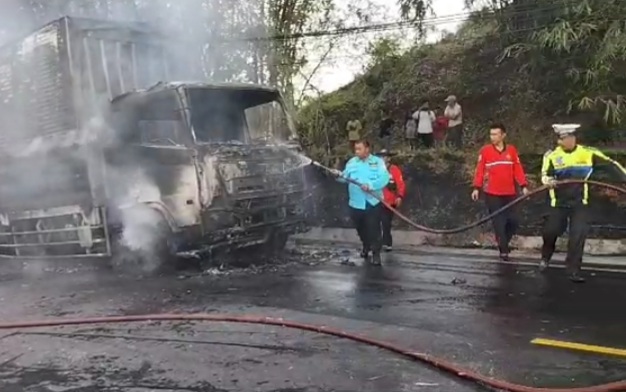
[263,0,336,105]
[367,37,402,68]
[398,0,431,33]
[533,0,626,123]
[465,0,626,124]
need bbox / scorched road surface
[0,245,624,391]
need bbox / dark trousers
[381,206,395,246]
[447,124,463,148]
[541,206,588,274]
[350,203,382,254]
[417,133,434,148]
[485,194,518,254]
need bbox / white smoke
[0,1,263,82]
[103,154,166,269]
[0,1,278,268]
[119,206,162,252]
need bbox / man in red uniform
[377,149,406,251]
[471,123,529,261]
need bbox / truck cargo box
[0,16,171,148]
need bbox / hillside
[297,8,625,163]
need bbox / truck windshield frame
[134,91,187,147]
[186,87,294,145]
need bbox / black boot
[499,253,510,262]
[360,247,370,258]
[371,252,382,266]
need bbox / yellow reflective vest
[541,145,626,207]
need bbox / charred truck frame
[0,17,309,261]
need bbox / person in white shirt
[411,100,436,148]
[444,95,463,148]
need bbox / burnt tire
[264,231,289,254]
[215,231,289,268]
[109,207,175,275]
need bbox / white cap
[552,123,580,136]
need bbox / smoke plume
[0,1,286,267]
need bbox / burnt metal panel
[0,148,94,211]
[0,17,174,214]
[66,16,171,125]
[0,16,173,147]
[0,19,74,147]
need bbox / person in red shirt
[433,108,449,146]
[377,149,406,251]
[471,123,529,261]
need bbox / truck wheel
[263,231,289,255]
[223,231,289,268]
[109,209,175,275]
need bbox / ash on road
[0,245,624,391]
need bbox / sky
[303,0,467,95]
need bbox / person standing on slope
[472,123,529,261]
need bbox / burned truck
[0,17,309,264]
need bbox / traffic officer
[330,140,390,265]
[472,123,529,261]
[539,124,626,282]
[376,149,406,252]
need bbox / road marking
[531,338,626,358]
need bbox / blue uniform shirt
[339,155,390,209]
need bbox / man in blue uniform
[330,140,390,265]
[539,124,626,282]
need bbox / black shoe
[360,248,370,258]
[569,272,585,283]
[538,259,550,272]
[371,253,382,266]
[383,245,392,252]
[499,253,510,262]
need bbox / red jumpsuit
[472,143,528,255]
[382,164,406,248]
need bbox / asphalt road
[0,245,624,391]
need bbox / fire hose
[0,313,624,392]
[311,161,626,234]
[1,165,624,392]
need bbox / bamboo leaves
[506,0,626,124]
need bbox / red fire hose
[2,166,623,390]
[0,313,623,392]
[312,161,626,234]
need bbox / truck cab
[106,82,308,261]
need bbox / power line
[289,9,590,67]
[238,0,581,42]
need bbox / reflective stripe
[485,161,513,167]
[554,166,592,177]
[583,168,593,204]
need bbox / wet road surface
[0,245,624,391]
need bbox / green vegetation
[297,0,626,161]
